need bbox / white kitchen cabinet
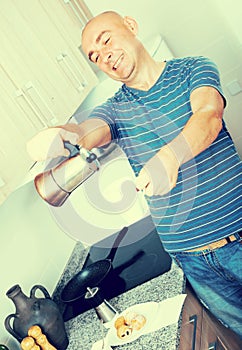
[0,0,98,204]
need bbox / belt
[186,232,242,252]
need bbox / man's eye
[95,55,99,63]
[105,38,110,45]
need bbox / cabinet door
[0,65,38,201]
[40,0,93,48]
[179,287,202,350]
[0,1,98,203]
[201,308,242,350]
[0,1,98,124]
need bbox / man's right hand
[26,124,82,161]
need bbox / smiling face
[81,12,141,84]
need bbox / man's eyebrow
[96,30,109,44]
[88,31,109,62]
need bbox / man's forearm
[60,118,111,150]
[166,109,223,166]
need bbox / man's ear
[123,16,138,35]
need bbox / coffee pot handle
[63,141,80,158]
[30,285,50,299]
[4,314,22,342]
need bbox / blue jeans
[170,234,242,339]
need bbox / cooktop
[62,215,171,321]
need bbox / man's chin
[106,68,135,84]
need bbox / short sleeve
[88,98,119,141]
[188,56,226,107]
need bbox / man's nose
[101,48,113,64]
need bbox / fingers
[63,148,71,158]
[135,169,153,196]
[59,126,81,145]
[135,152,179,196]
[135,169,163,197]
[136,169,148,190]
[26,127,76,161]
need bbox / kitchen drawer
[179,286,202,350]
[179,282,242,350]
[201,307,242,350]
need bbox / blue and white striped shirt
[89,56,242,252]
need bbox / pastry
[130,314,146,330]
[114,309,147,339]
[123,311,137,325]
[114,316,125,329]
[116,324,133,339]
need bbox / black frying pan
[60,226,128,303]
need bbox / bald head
[82,11,123,38]
[80,11,146,84]
[81,11,139,57]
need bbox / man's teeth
[113,55,123,70]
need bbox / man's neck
[126,59,166,91]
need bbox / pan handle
[106,226,128,262]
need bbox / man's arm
[60,118,111,149]
[136,86,225,196]
[169,86,224,164]
[27,118,111,161]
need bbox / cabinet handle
[15,88,47,128]
[56,53,86,92]
[63,0,88,26]
[208,342,217,350]
[24,81,57,125]
[189,315,198,350]
[0,176,6,187]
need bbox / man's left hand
[135,145,180,196]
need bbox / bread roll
[123,311,137,325]
[130,314,146,330]
[114,316,125,329]
[116,325,133,339]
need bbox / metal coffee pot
[85,287,117,324]
[34,142,119,207]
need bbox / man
[27,11,242,337]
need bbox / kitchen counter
[53,242,185,350]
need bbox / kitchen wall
[213,0,242,46]
[0,182,76,346]
[1,0,241,346]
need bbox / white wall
[213,0,242,46]
[0,182,76,346]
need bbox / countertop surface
[53,242,185,350]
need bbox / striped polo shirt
[88,56,242,252]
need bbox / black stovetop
[62,215,171,321]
